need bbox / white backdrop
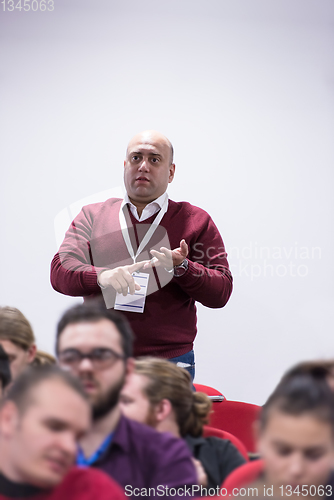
[1,0,333,405]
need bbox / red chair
[202,425,249,461]
[208,400,261,453]
[222,459,264,491]
[194,383,225,401]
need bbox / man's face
[124,131,175,205]
[0,340,35,381]
[258,411,334,492]
[2,379,90,488]
[58,319,129,419]
[120,372,157,427]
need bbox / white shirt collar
[121,192,168,222]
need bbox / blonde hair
[134,357,211,437]
[0,306,55,366]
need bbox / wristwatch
[173,259,189,277]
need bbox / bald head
[124,130,175,207]
[126,131,174,165]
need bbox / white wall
[1,0,333,405]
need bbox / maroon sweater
[0,467,125,500]
[51,198,232,358]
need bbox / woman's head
[0,307,55,380]
[282,359,334,393]
[120,357,211,437]
[258,371,334,490]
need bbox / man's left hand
[143,239,189,270]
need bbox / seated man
[0,364,125,499]
[119,357,246,491]
[56,301,198,497]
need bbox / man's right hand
[98,261,150,296]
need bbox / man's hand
[98,261,150,296]
[143,239,189,270]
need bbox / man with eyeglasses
[56,300,197,497]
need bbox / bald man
[51,131,232,378]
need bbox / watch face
[173,259,188,277]
[174,265,187,277]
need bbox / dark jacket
[185,434,246,490]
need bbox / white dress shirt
[121,192,168,222]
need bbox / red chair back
[202,425,249,461]
[194,383,225,402]
[209,400,261,453]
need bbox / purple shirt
[90,415,197,497]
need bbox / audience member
[120,357,246,490]
[223,369,334,499]
[281,359,334,392]
[56,301,197,497]
[0,346,11,398]
[0,364,125,499]
[0,306,55,380]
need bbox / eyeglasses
[58,348,125,370]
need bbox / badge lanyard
[118,195,169,263]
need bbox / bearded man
[56,301,197,497]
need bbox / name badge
[114,272,149,314]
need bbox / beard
[81,371,127,422]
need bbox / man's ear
[154,398,173,423]
[0,401,20,438]
[168,163,175,183]
[27,344,37,364]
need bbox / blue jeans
[169,350,195,381]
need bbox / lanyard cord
[119,196,169,264]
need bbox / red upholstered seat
[222,459,264,491]
[202,425,249,461]
[194,383,260,452]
